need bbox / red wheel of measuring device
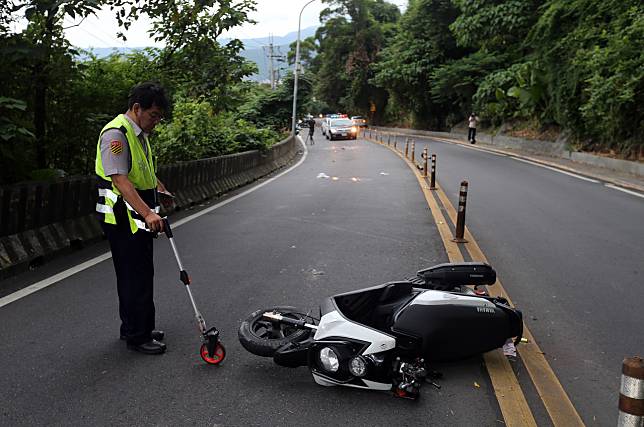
[200,342,226,365]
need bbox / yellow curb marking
[366,132,586,427]
[365,135,536,426]
[432,181,585,427]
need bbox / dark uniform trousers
[101,222,155,345]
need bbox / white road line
[460,143,508,157]
[420,136,508,157]
[0,253,112,308]
[604,183,644,199]
[513,157,600,183]
[0,138,308,309]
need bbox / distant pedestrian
[307,117,315,145]
[95,82,171,355]
[468,112,479,144]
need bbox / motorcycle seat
[371,282,414,331]
[379,282,413,304]
[332,282,415,332]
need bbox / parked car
[322,114,349,136]
[327,118,358,140]
[351,116,367,127]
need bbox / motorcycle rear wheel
[238,306,313,357]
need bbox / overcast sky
[62,0,407,48]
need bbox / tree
[372,0,463,128]
[111,0,257,110]
[528,0,644,155]
[6,1,102,169]
[313,0,400,120]
[287,36,318,70]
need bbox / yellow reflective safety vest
[95,114,158,234]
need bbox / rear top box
[417,262,496,290]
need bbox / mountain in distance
[80,26,318,83]
[222,25,318,83]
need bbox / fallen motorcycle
[238,262,523,399]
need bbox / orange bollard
[430,154,437,190]
[452,181,469,243]
[618,356,644,426]
[411,140,416,163]
[422,148,428,178]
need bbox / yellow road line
[429,151,585,427]
[366,135,537,426]
[372,131,584,426]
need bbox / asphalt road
[0,132,516,426]
[389,133,644,426]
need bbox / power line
[63,17,123,48]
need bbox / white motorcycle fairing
[314,309,396,355]
[312,308,395,390]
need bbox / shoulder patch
[110,140,123,155]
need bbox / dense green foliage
[154,98,282,164]
[309,0,400,121]
[306,0,643,158]
[0,0,299,185]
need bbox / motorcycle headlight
[348,356,367,377]
[319,347,339,372]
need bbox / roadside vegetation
[0,0,310,185]
[297,0,643,159]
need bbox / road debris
[502,340,517,358]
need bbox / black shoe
[120,330,164,341]
[127,339,166,355]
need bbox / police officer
[95,82,170,355]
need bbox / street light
[291,0,317,137]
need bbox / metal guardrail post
[430,154,437,190]
[618,356,644,427]
[452,181,469,243]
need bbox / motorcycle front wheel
[238,306,314,357]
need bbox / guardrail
[0,135,298,279]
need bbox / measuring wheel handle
[162,217,192,286]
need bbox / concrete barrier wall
[0,135,298,278]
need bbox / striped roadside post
[411,140,416,163]
[430,154,437,190]
[394,136,398,150]
[619,356,644,426]
[387,133,391,146]
[422,148,428,178]
[452,181,469,243]
[404,138,409,158]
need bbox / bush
[152,97,282,164]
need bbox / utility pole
[267,35,275,89]
[264,34,286,89]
